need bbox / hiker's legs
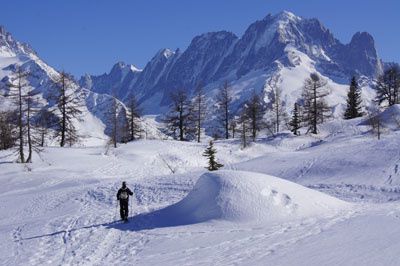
[120,200,128,219]
[119,204,124,219]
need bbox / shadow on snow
[19,204,210,242]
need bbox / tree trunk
[225,105,229,139]
[312,82,318,134]
[179,105,184,141]
[18,77,25,163]
[26,97,32,163]
[60,77,66,147]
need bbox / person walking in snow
[117,181,133,221]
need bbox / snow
[2,115,400,265]
[162,48,175,59]
[130,65,142,72]
[140,171,349,226]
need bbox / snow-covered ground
[1,114,400,265]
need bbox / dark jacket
[117,187,133,201]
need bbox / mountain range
[80,11,383,114]
[0,11,392,141]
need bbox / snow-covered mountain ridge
[81,11,385,115]
[0,25,162,144]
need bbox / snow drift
[126,171,349,230]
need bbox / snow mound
[128,171,349,229]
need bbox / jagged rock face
[342,32,382,76]
[0,26,35,57]
[79,61,141,100]
[129,48,178,102]
[166,31,238,87]
[82,11,383,114]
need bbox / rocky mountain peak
[0,25,36,57]
[349,32,375,51]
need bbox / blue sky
[1,0,399,77]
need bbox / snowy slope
[2,114,400,265]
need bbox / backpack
[120,190,128,200]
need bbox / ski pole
[116,199,119,220]
[130,196,132,219]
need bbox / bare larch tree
[6,66,30,162]
[126,94,142,141]
[301,73,331,134]
[164,89,193,141]
[53,71,82,147]
[216,81,232,139]
[244,90,265,141]
[191,83,207,143]
[375,66,400,107]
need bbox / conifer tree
[216,81,232,139]
[107,95,119,148]
[53,71,82,147]
[289,103,301,135]
[191,83,207,143]
[238,108,250,148]
[229,117,238,139]
[0,111,16,150]
[5,66,45,162]
[35,109,54,147]
[6,66,30,162]
[344,76,363,119]
[126,95,142,141]
[268,81,288,133]
[301,73,331,134]
[25,86,42,162]
[164,89,194,141]
[203,140,223,171]
[244,90,265,141]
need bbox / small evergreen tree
[289,103,301,135]
[344,76,363,119]
[203,140,223,171]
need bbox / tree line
[163,65,400,146]
[1,64,398,162]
